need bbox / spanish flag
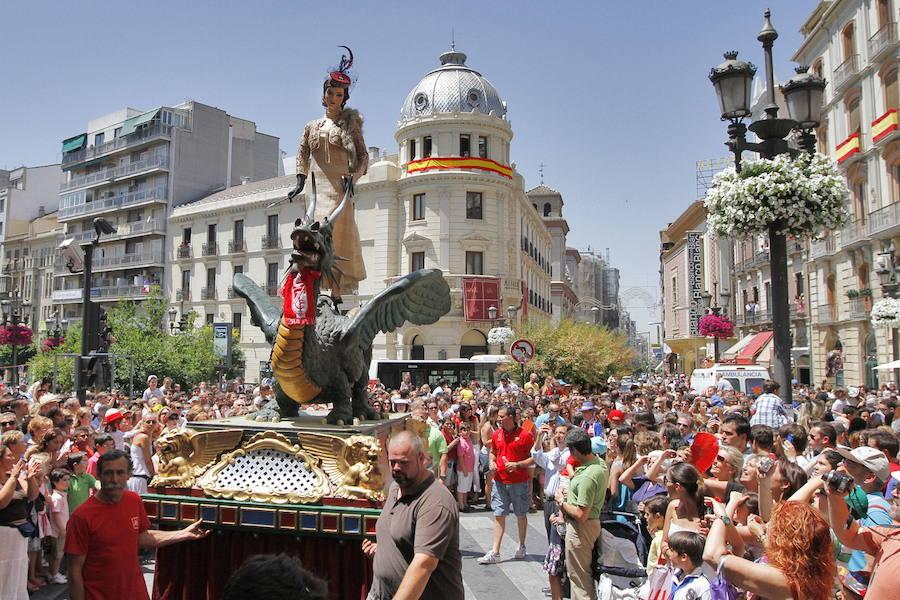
[407,156,513,178]
[836,133,861,164]
[872,109,898,144]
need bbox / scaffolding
[695,157,736,198]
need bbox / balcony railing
[52,284,156,302]
[60,155,169,192]
[67,218,165,243]
[202,243,218,257]
[750,250,770,268]
[59,186,167,219]
[848,297,870,320]
[261,235,280,250]
[61,124,172,167]
[810,235,839,259]
[176,288,190,302]
[266,284,279,297]
[737,309,772,326]
[176,244,192,259]
[201,287,217,300]
[790,304,807,320]
[816,304,837,325]
[91,252,165,271]
[228,239,245,253]
[832,54,859,90]
[869,202,900,237]
[227,286,237,299]
[868,22,897,59]
[841,219,870,247]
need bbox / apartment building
[527,185,579,323]
[53,102,279,321]
[793,0,898,386]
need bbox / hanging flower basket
[704,153,850,238]
[487,327,515,346]
[698,313,735,338]
[0,324,33,347]
[42,336,64,351]
[872,298,900,328]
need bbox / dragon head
[290,172,349,290]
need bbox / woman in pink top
[449,424,476,512]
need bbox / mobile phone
[703,498,714,515]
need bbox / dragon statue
[233,173,451,424]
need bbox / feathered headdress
[327,46,356,89]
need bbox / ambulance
[689,364,770,396]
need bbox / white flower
[488,327,515,345]
[872,298,900,327]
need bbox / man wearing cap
[835,445,894,573]
[534,403,564,428]
[607,409,625,428]
[493,375,519,396]
[579,401,603,437]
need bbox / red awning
[736,331,773,365]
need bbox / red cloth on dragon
[282,270,321,327]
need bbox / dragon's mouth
[290,229,323,271]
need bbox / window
[410,251,425,272]
[842,22,855,59]
[267,214,278,240]
[878,0,891,28]
[207,223,217,243]
[206,313,214,325]
[423,136,432,158]
[182,227,192,244]
[466,192,483,219]
[460,134,471,157]
[853,181,867,220]
[795,272,804,296]
[234,265,243,275]
[181,269,191,296]
[114,127,122,139]
[94,132,104,146]
[0,223,4,237]
[465,251,483,275]
[884,69,898,111]
[812,59,823,79]
[267,262,279,291]
[671,274,678,305]
[412,193,425,221]
[232,312,242,336]
[543,202,552,217]
[233,220,244,246]
[124,240,138,255]
[478,136,488,159]
[206,267,216,290]
[893,161,900,204]
[847,96,861,134]
[409,139,417,161]
[0,198,5,212]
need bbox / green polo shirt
[567,456,609,519]
[67,472,98,514]
[427,426,448,472]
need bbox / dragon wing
[343,269,450,352]
[232,273,282,344]
[299,433,346,483]
[188,429,244,474]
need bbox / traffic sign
[510,338,535,364]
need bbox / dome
[399,49,506,122]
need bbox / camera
[824,470,855,494]
[757,457,774,475]
[58,238,85,273]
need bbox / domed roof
[400,49,506,122]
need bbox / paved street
[31,509,550,599]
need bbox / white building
[54,102,279,322]
[793,0,898,386]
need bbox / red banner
[282,270,321,326]
[463,276,500,322]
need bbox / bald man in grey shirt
[364,431,463,600]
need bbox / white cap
[836,446,890,482]
[847,387,859,398]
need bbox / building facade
[793,0,898,386]
[527,185,578,323]
[54,102,279,321]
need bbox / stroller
[593,510,651,599]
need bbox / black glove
[287,174,307,202]
[341,175,355,197]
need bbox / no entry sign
[510,338,535,364]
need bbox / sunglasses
[0,421,16,427]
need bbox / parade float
[145,47,452,600]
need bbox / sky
[0,1,818,336]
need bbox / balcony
[176,244,192,260]
[67,218,166,243]
[60,154,169,193]
[266,284,279,297]
[832,54,860,91]
[89,252,164,273]
[58,186,168,220]
[261,235,280,250]
[868,202,900,238]
[228,239,245,254]
[201,287,217,301]
[847,297,871,320]
[868,22,898,61]
[202,243,218,257]
[840,219,870,249]
[750,250,770,268]
[810,235,839,260]
[227,286,237,299]
[52,284,155,303]
[176,288,191,302]
[790,304,807,320]
[872,109,899,146]
[737,309,772,327]
[816,304,837,325]
[61,124,172,168]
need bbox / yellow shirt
[646,530,663,576]
[460,388,474,402]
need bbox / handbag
[709,557,738,600]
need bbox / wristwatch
[718,515,733,527]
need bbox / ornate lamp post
[876,245,900,384]
[0,291,30,386]
[168,307,179,334]
[487,304,518,355]
[709,9,826,403]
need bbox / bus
[371,355,507,390]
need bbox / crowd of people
[2,368,900,599]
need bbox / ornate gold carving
[151,428,244,488]
[300,432,385,502]
[199,431,332,504]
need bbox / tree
[502,318,637,387]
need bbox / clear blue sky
[0,1,817,333]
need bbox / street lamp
[487,304,518,354]
[168,307,179,334]
[709,9,826,404]
[876,244,900,298]
[0,290,29,386]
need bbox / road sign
[510,338,535,364]
[213,323,232,367]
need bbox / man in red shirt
[66,449,207,600]
[478,405,534,564]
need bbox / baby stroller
[593,511,651,599]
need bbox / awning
[665,337,706,356]
[722,331,773,365]
[61,134,86,154]
[120,109,160,137]
[875,359,900,370]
